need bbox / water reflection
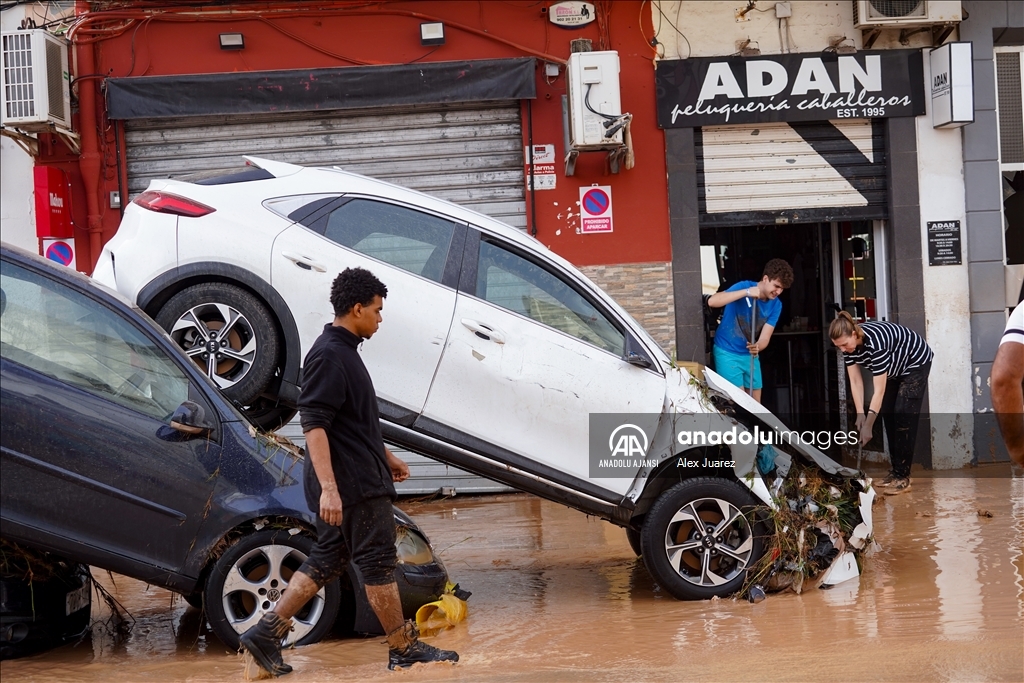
[1,475,1021,683]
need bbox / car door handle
[461,318,505,344]
[281,252,326,272]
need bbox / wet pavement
[3,467,1022,682]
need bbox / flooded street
[3,469,1022,682]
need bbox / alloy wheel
[663,496,755,587]
[220,544,325,646]
[170,303,256,389]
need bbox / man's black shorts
[297,495,397,587]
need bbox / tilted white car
[94,157,874,600]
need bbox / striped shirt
[843,320,933,378]
[1000,302,1023,347]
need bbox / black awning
[106,57,536,120]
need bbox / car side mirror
[626,352,653,369]
[170,400,215,436]
[624,336,653,369]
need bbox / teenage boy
[240,267,459,676]
[708,258,794,403]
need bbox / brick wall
[579,262,676,355]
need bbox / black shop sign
[927,221,962,266]
[656,49,925,128]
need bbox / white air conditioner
[1,29,71,131]
[567,50,623,149]
[853,1,961,28]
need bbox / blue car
[0,243,447,652]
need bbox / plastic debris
[756,444,777,475]
[415,582,470,637]
[747,585,767,603]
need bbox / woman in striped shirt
[829,311,934,493]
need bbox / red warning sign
[579,186,613,234]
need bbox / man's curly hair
[330,267,388,317]
[763,258,794,288]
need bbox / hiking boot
[884,478,912,495]
[386,621,459,671]
[240,612,293,677]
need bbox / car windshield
[0,259,189,422]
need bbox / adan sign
[656,50,925,128]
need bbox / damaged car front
[618,364,876,601]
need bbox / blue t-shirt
[713,280,782,355]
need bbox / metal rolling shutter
[123,101,526,228]
[696,119,888,226]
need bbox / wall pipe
[74,36,104,271]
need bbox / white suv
[94,157,873,600]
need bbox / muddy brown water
[3,469,1022,682]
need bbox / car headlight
[395,526,434,565]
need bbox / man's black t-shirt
[299,324,396,508]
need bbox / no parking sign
[43,238,77,269]
[579,186,613,234]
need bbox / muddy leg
[364,581,405,634]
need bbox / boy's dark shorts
[297,495,397,587]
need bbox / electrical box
[1,29,71,131]
[853,1,961,29]
[567,50,623,149]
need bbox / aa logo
[608,424,649,458]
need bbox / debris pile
[744,447,875,597]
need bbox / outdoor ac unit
[853,1,962,28]
[1,29,71,131]
[567,50,623,149]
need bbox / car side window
[0,260,190,422]
[476,240,625,355]
[322,199,456,284]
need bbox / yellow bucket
[415,586,468,637]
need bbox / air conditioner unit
[567,50,623,149]
[1,29,71,131]
[853,1,961,28]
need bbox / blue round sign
[45,241,73,266]
[582,188,610,215]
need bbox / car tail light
[133,191,216,217]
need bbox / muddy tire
[640,477,764,600]
[203,529,340,650]
[155,283,280,414]
[182,591,203,610]
[625,526,643,557]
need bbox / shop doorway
[701,221,888,444]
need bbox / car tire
[156,283,280,412]
[625,526,643,557]
[640,477,764,600]
[182,591,203,610]
[203,529,340,650]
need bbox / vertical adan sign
[656,50,925,127]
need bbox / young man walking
[708,258,794,403]
[240,267,459,676]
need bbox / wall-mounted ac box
[1,29,71,131]
[566,50,622,149]
[853,1,961,29]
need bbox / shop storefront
[657,49,928,459]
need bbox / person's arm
[991,341,1024,466]
[846,364,865,414]
[306,427,343,525]
[858,373,887,446]
[385,446,410,482]
[748,323,776,355]
[708,285,757,309]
